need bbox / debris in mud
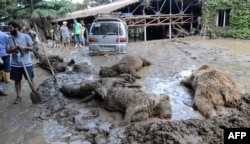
[181,65,244,118]
[99,55,151,78]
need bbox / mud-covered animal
[59,80,101,99]
[65,59,93,74]
[82,84,171,125]
[60,78,140,99]
[99,55,151,78]
[39,54,92,74]
[181,65,243,118]
[38,53,70,73]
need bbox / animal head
[95,86,108,100]
[190,65,212,82]
[154,95,172,119]
[65,59,76,73]
[99,66,119,77]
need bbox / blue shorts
[74,34,81,43]
[10,66,34,82]
[79,35,85,42]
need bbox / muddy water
[0,37,250,143]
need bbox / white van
[88,16,128,54]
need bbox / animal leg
[129,67,141,79]
[180,76,193,90]
[194,93,216,118]
[79,94,96,103]
[220,87,233,104]
[119,106,137,126]
[131,112,149,122]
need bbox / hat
[63,21,67,25]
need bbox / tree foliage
[0,0,18,20]
[202,0,250,39]
[0,0,77,21]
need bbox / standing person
[52,23,61,47]
[72,19,82,48]
[0,27,11,83]
[196,16,201,34]
[26,27,40,59]
[80,20,86,46]
[60,21,70,48]
[6,21,35,104]
[49,24,55,47]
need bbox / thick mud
[0,36,250,144]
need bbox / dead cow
[181,65,243,118]
[99,55,151,78]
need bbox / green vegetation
[202,0,250,39]
[0,0,77,21]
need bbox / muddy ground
[0,36,250,144]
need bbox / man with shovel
[6,21,36,104]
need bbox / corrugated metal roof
[53,0,140,22]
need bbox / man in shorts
[6,21,36,104]
[73,19,82,48]
[60,21,70,48]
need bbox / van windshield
[91,22,124,35]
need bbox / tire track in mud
[172,40,202,64]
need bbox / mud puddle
[138,65,204,120]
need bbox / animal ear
[68,59,75,66]
[71,59,75,64]
[199,65,210,70]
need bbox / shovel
[21,57,42,104]
[11,36,42,104]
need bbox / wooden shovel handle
[34,24,56,76]
[21,59,36,92]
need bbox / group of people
[0,19,86,104]
[0,21,37,104]
[50,19,86,48]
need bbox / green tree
[13,0,77,19]
[0,0,18,21]
[0,0,77,21]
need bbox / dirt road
[0,36,250,144]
